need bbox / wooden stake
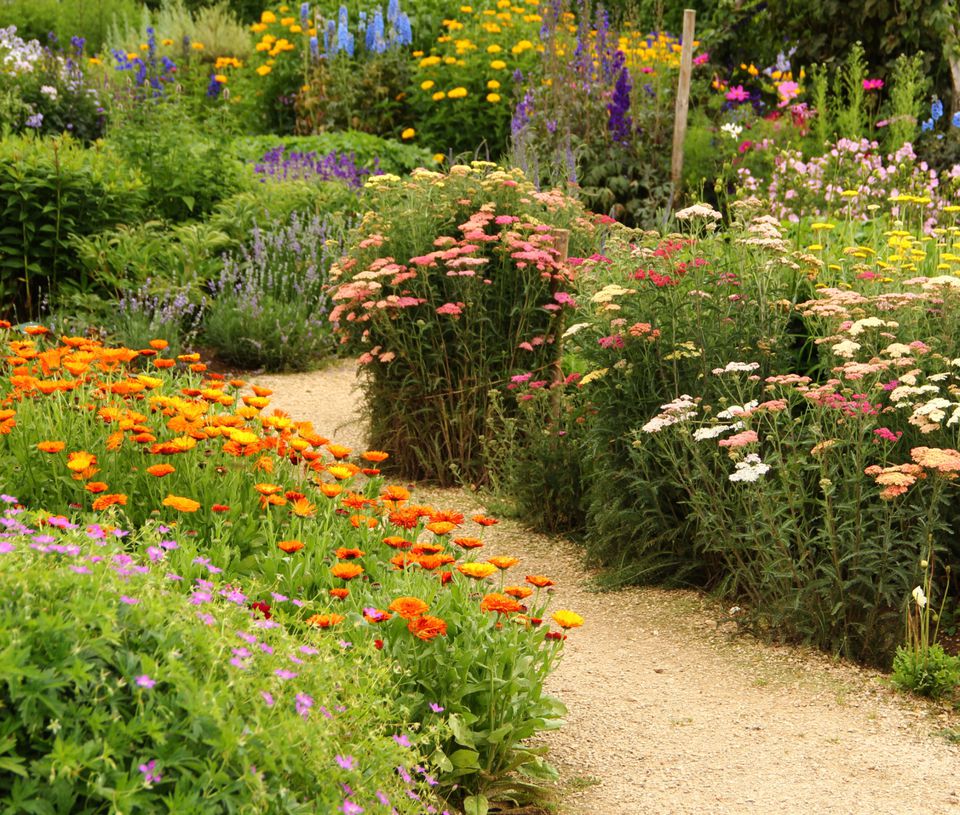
[669,9,697,215]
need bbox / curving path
[254,360,960,815]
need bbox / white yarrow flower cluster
[642,395,697,433]
[711,361,760,376]
[675,202,722,221]
[729,453,771,483]
[717,401,759,419]
[692,422,741,441]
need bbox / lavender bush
[252,145,378,188]
[110,280,204,355]
[203,212,342,371]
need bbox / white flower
[720,122,743,140]
[912,585,927,609]
[728,453,770,483]
[675,202,722,221]
[641,395,698,433]
[848,317,896,336]
[562,322,590,338]
[717,401,759,419]
[711,361,760,376]
[40,84,58,99]
[692,422,741,441]
[591,284,634,304]
[831,339,861,359]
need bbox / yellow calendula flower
[490,59,506,70]
[443,55,457,65]
[88,56,102,65]
[191,42,205,50]
[420,55,441,67]
[432,91,446,101]
[487,93,501,103]
[487,44,502,53]
[487,79,500,89]
[460,4,473,11]
[161,38,174,45]
[250,23,267,32]
[412,50,424,57]
[433,153,446,163]
[214,74,227,83]
[290,24,302,33]
[401,127,415,139]
[261,10,277,23]
[448,86,468,99]
[421,79,435,90]
[256,64,272,76]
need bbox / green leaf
[449,748,480,770]
[462,794,489,815]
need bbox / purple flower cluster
[252,145,379,188]
[607,64,633,144]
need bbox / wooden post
[669,9,697,216]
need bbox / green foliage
[0,0,140,53]
[833,43,869,144]
[331,164,596,485]
[0,515,429,814]
[892,644,960,699]
[0,135,146,321]
[107,100,246,223]
[887,53,927,152]
[229,131,433,175]
[202,212,341,371]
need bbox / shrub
[203,212,341,371]
[0,327,585,804]
[0,135,146,321]
[0,0,140,53]
[330,164,596,485]
[0,507,432,814]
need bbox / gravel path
[254,360,960,815]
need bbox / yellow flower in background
[443,56,457,64]
[487,92,501,103]
[432,90,446,101]
[191,42,205,50]
[301,84,309,91]
[420,55,441,67]
[161,38,174,45]
[487,79,500,89]
[421,79,435,90]
[413,50,424,57]
[448,86,468,99]
[401,127,415,139]
[490,59,507,69]
[290,24,302,33]
[487,43,502,53]
[460,4,473,11]
[214,74,227,83]
[88,56,102,65]
[126,51,138,60]
[278,4,289,10]
[280,16,295,26]
[434,153,446,163]
[140,43,149,50]
[250,23,267,32]
[256,65,272,76]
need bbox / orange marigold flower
[454,537,484,549]
[254,482,282,496]
[261,494,288,508]
[153,358,175,369]
[552,610,584,629]
[380,485,410,503]
[326,443,352,459]
[342,491,375,510]
[457,562,498,580]
[85,481,109,494]
[329,588,350,599]
[320,482,343,497]
[330,562,364,580]
[362,450,389,463]
[416,554,455,570]
[426,520,457,536]
[411,542,444,555]
[389,596,429,619]
[389,507,421,529]
[362,467,381,476]
[480,593,524,614]
[505,586,534,599]
[290,497,317,517]
[66,450,97,472]
[146,464,175,477]
[278,539,305,553]
[472,514,499,526]
[335,547,365,560]
[488,555,519,570]
[407,615,447,640]
[149,339,169,350]
[92,493,128,510]
[162,494,200,512]
[211,503,231,513]
[251,385,273,397]
[430,509,465,525]
[24,325,49,335]
[37,440,65,453]
[526,575,555,588]
[383,536,412,549]
[350,514,378,529]
[390,553,416,569]
[306,613,344,628]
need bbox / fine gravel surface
[254,359,960,815]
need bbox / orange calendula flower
[552,610,584,629]
[457,562,498,580]
[92,493,127,510]
[411,542,443,555]
[251,385,273,397]
[329,588,350,599]
[388,596,429,619]
[505,586,534,599]
[335,547,365,560]
[162,494,201,512]
[480,593,524,614]
[472,514,499,526]
[407,615,447,640]
[211,503,231,512]
[146,463,175,477]
[430,509,465,525]
[388,507,421,529]
[487,555,519,570]
[426,520,457,536]
[326,444,352,459]
[416,554,455,570]
[364,608,392,623]
[453,537,483,549]
[85,481,109,494]
[254,482,282,496]
[278,539,305,553]
[149,339,169,350]
[525,575,555,588]
[66,450,97,472]
[306,613,344,628]
[319,482,344,497]
[290,497,317,517]
[37,440,66,453]
[380,484,410,502]
[327,464,355,481]
[383,536,412,549]
[362,450,389,463]
[105,431,125,450]
[330,562,364,580]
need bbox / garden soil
[255,360,960,815]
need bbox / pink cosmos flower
[863,78,884,91]
[725,85,749,102]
